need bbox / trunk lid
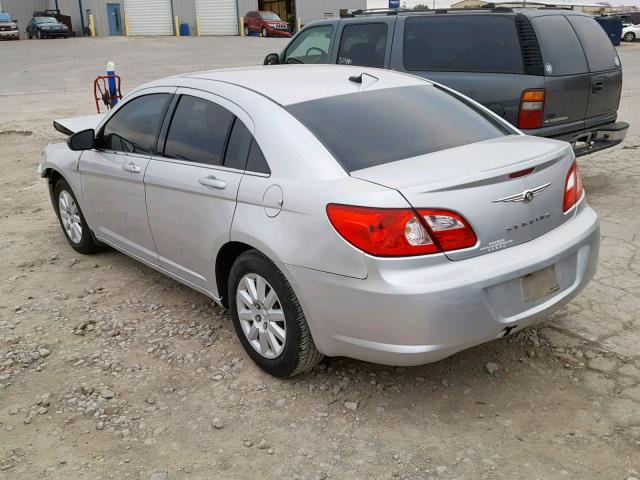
[350,136,575,261]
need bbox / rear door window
[337,23,388,68]
[567,15,620,72]
[287,85,508,172]
[403,16,524,73]
[223,118,253,170]
[163,95,234,166]
[284,25,333,64]
[531,16,588,76]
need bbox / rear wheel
[53,178,101,254]
[624,32,636,42]
[228,250,322,377]
[261,26,268,37]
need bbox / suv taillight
[563,160,584,212]
[326,204,477,257]
[518,89,545,130]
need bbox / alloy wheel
[262,27,267,37]
[236,273,286,359]
[58,190,82,244]
[624,32,635,42]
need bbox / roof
[179,65,430,106]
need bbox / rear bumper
[286,202,599,366]
[529,121,629,157]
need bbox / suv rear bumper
[527,121,629,157]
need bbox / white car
[622,23,640,42]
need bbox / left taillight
[518,89,545,130]
[326,204,477,257]
[563,160,584,212]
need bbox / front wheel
[54,178,102,254]
[624,32,636,42]
[228,250,322,377]
[244,25,249,36]
[261,27,268,37]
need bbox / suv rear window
[287,85,508,172]
[403,16,524,74]
[531,16,588,76]
[567,15,620,72]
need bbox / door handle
[592,81,604,92]
[199,175,226,189]
[122,162,141,173]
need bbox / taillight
[326,204,477,257]
[518,89,545,130]
[563,160,584,212]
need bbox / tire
[624,32,635,42]
[28,32,32,39]
[244,25,249,36]
[53,178,102,255]
[261,27,268,37]
[228,250,323,377]
[37,30,42,39]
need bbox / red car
[243,11,291,38]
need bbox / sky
[367,0,640,8]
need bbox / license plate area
[521,265,560,303]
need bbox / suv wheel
[228,250,323,377]
[244,24,249,36]
[261,26,268,37]
[624,32,636,42]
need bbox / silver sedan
[40,65,599,377]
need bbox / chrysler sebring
[40,66,599,377]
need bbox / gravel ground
[0,37,639,480]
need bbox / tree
[413,3,431,9]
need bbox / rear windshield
[531,16,588,76]
[403,16,524,74]
[287,85,509,172]
[567,15,620,71]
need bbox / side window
[284,25,333,64]
[223,119,253,170]
[337,23,388,68]
[531,16,588,76]
[246,140,270,175]
[403,16,524,73]
[567,15,619,72]
[98,93,170,154]
[163,95,234,166]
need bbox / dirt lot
[0,37,639,480]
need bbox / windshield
[35,17,58,24]
[260,12,281,21]
[287,85,509,172]
[0,13,12,22]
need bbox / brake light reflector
[326,204,476,257]
[563,160,584,212]
[518,89,545,130]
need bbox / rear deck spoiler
[53,113,106,136]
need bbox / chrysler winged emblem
[493,183,552,204]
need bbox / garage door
[196,0,238,35]
[124,0,174,36]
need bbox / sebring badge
[493,183,552,204]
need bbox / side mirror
[264,53,280,66]
[67,129,95,151]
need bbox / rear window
[531,16,588,76]
[567,15,620,72]
[286,85,508,172]
[403,16,524,74]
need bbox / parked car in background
[609,11,640,25]
[41,66,599,377]
[0,12,19,40]
[244,11,291,37]
[26,16,69,39]
[264,8,628,157]
[622,23,640,41]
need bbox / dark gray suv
[265,8,628,157]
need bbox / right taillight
[326,204,476,257]
[518,89,545,130]
[563,160,584,212]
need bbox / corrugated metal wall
[2,0,49,36]
[54,0,82,36]
[295,0,366,26]
[53,0,124,36]
[237,0,257,17]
